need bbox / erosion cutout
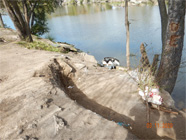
[35,58,171,139]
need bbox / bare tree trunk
[125,0,130,69]
[22,0,33,42]
[156,0,185,94]
[0,13,4,28]
[2,0,33,42]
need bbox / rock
[74,63,86,70]
[177,101,184,109]
[56,58,74,77]
[182,108,186,112]
[0,38,6,42]
[116,66,128,71]
[160,90,175,108]
[37,38,78,53]
[80,52,97,64]
[57,42,77,51]
[59,45,78,53]
[0,28,19,41]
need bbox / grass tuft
[17,41,61,53]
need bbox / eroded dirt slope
[0,42,137,140]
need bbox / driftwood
[150,54,159,76]
[150,104,178,115]
[139,43,159,76]
[140,43,150,71]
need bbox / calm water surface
[3,4,186,108]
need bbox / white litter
[138,86,163,105]
[68,86,73,89]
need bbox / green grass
[17,41,61,53]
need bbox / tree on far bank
[156,0,185,94]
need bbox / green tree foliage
[2,0,56,42]
[30,0,56,36]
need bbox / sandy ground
[0,28,185,140]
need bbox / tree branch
[158,0,168,48]
[28,1,37,18]
[10,1,26,29]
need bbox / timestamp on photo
[146,123,173,128]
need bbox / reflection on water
[2,4,185,109]
[48,4,113,17]
[45,4,164,67]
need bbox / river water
[2,4,185,109]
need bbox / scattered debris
[46,98,53,108]
[117,122,130,127]
[54,115,69,134]
[65,56,70,60]
[41,98,53,109]
[150,105,178,115]
[18,128,24,135]
[23,135,38,140]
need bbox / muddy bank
[0,29,185,139]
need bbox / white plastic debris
[68,86,73,89]
[138,86,163,105]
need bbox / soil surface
[0,28,185,140]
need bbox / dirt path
[0,29,185,139]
